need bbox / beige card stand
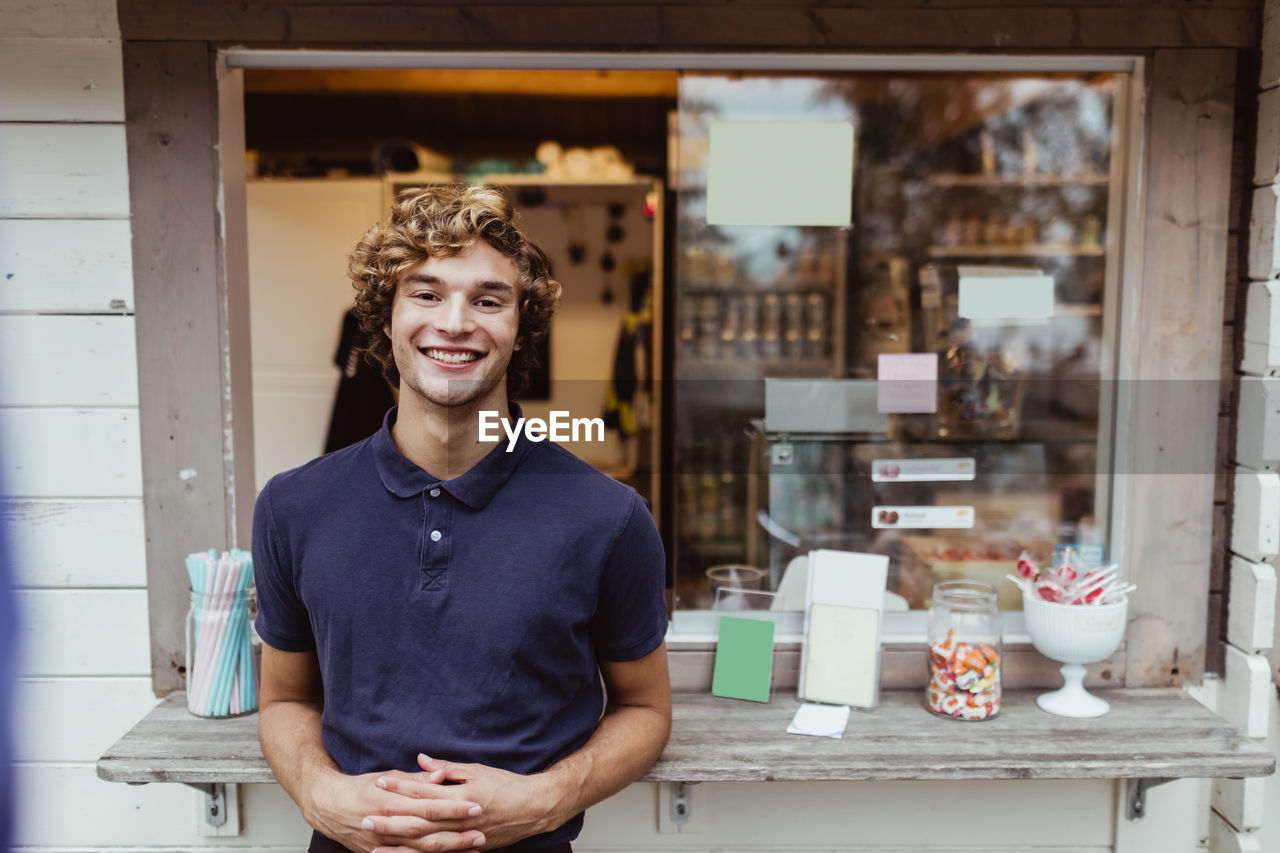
[800,603,882,709]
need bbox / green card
[711,615,775,702]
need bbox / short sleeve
[252,480,316,652]
[590,490,669,662]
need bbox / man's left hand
[365,754,563,852]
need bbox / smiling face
[386,241,521,416]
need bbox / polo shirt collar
[372,404,532,508]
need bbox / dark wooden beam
[118,1,1258,50]
[1119,49,1236,687]
[124,41,239,694]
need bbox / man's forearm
[258,698,340,824]
[535,700,672,830]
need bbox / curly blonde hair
[348,184,561,397]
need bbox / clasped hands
[310,753,561,853]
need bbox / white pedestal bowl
[1023,593,1128,718]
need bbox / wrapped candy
[926,629,1002,721]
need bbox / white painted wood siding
[0,7,182,851]
[1226,23,1280,846]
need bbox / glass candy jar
[926,581,1002,720]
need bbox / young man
[253,185,671,853]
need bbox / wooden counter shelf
[99,689,1274,787]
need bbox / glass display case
[670,70,1127,613]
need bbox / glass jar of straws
[185,549,258,718]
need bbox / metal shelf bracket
[182,781,228,827]
[1125,777,1174,821]
[670,781,699,825]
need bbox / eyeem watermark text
[479,410,605,452]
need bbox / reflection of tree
[819,73,1113,165]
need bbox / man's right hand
[257,646,487,853]
[305,766,487,853]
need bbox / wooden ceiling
[244,69,680,98]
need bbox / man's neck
[391,393,511,480]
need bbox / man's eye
[477,298,500,308]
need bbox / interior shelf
[927,173,1111,187]
[928,244,1105,258]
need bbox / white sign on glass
[706,121,854,226]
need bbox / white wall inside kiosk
[0,0,1241,847]
[247,178,648,491]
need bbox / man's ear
[514,337,523,352]
[383,322,391,338]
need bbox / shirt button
[430,530,442,542]
[429,488,441,497]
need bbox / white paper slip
[876,353,938,414]
[957,265,1054,323]
[872,505,974,529]
[871,457,976,482]
[806,549,890,611]
[801,603,881,709]
[706,121,854,227]
[787,702,852,738]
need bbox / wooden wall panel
[14,766,311,847]
[0,39,124,122]
[0,219,134,314]
[0,409,142,498]
[16,589,151,676]
[0,124,129,218]
[1227,555,1277,655]
[123,40,239,693]
[1119,50,1236,687]
[3,0,120,39]
[115,0,1258,48]
[14,677,158,761]
[0,315,137,406]
[2,499,147,588]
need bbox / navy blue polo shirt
[252,407,668,848]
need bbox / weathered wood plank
[0,39,124,122]
[0,219,134,314]
[15,677,158,761]
[1220,643,1271,738]
[115,0,1259,47]
[1,0,120,39]
[0,315,137,407]
[3,499,146,588]
[0,408,142,498]
[96,689,1275,785]
[1118,50,1235,688]
[1212,502,1228,591]
[1231,468,1280,562]
[1210,809,1265,852]
[124,40,238,694]
[1258,86,1280,187]
[1218,416,1232,504]
[1236,376,1280,469]
[17,589,151,677]
[1250,184,1280,280]
[18,764,311,847]
[1221,323,1237,415]
[1241,281,1280,376]
[1208,589,1225,676]
[0,123,129,218]
[1263,0,1280,89]
[1227,555,1277,653]
[1213,777,1267,831]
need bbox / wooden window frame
[123,43,1234,695]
